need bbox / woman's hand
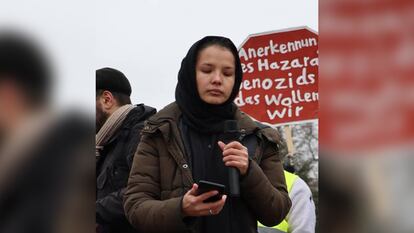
[182,184,227,217]
[218,140,249,175]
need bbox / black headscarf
[175,36,243,133]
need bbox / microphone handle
[229,166,240,197]
[223,120,241,197]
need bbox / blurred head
[0,31,52,135]
[96,68,132,132]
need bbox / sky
[2,0,318,112]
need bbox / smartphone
[196,180,226,203]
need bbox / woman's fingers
[182,184,227,217]
[195,190,219,202]
[222,154,248,163]
[200,195,227,216]
[221,141,246,151]
[187,183,198,195]
[222,148,248,158]
[218,140,249,175]
[218,141,247,154]
[218,141,226,151]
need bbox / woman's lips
[207,89,223,96]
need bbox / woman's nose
[211,71,222,84]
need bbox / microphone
[224,120,240,197]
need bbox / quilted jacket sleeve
[123,134,188,233]
[240,127,292,226]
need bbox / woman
[124,36,291,233]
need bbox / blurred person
[320,0,414,232]
[95,67,156,233]
[318,159,361,233]
[123,36,291,233]
[0,31,93,233]
[258,168,316,233]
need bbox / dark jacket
[97,104,156,233]
[124,102,291,233]
[0,113,93,233]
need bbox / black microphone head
[224,120,238,133]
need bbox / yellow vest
[257,171,298,233]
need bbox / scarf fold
[95,104,135,158]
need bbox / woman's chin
[202,97,226,105]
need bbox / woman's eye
[223,71,234,77]
[201,69,212,73]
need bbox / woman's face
[196,45,235,105]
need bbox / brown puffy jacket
[124,102,291,233]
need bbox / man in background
[96,67,156,233]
